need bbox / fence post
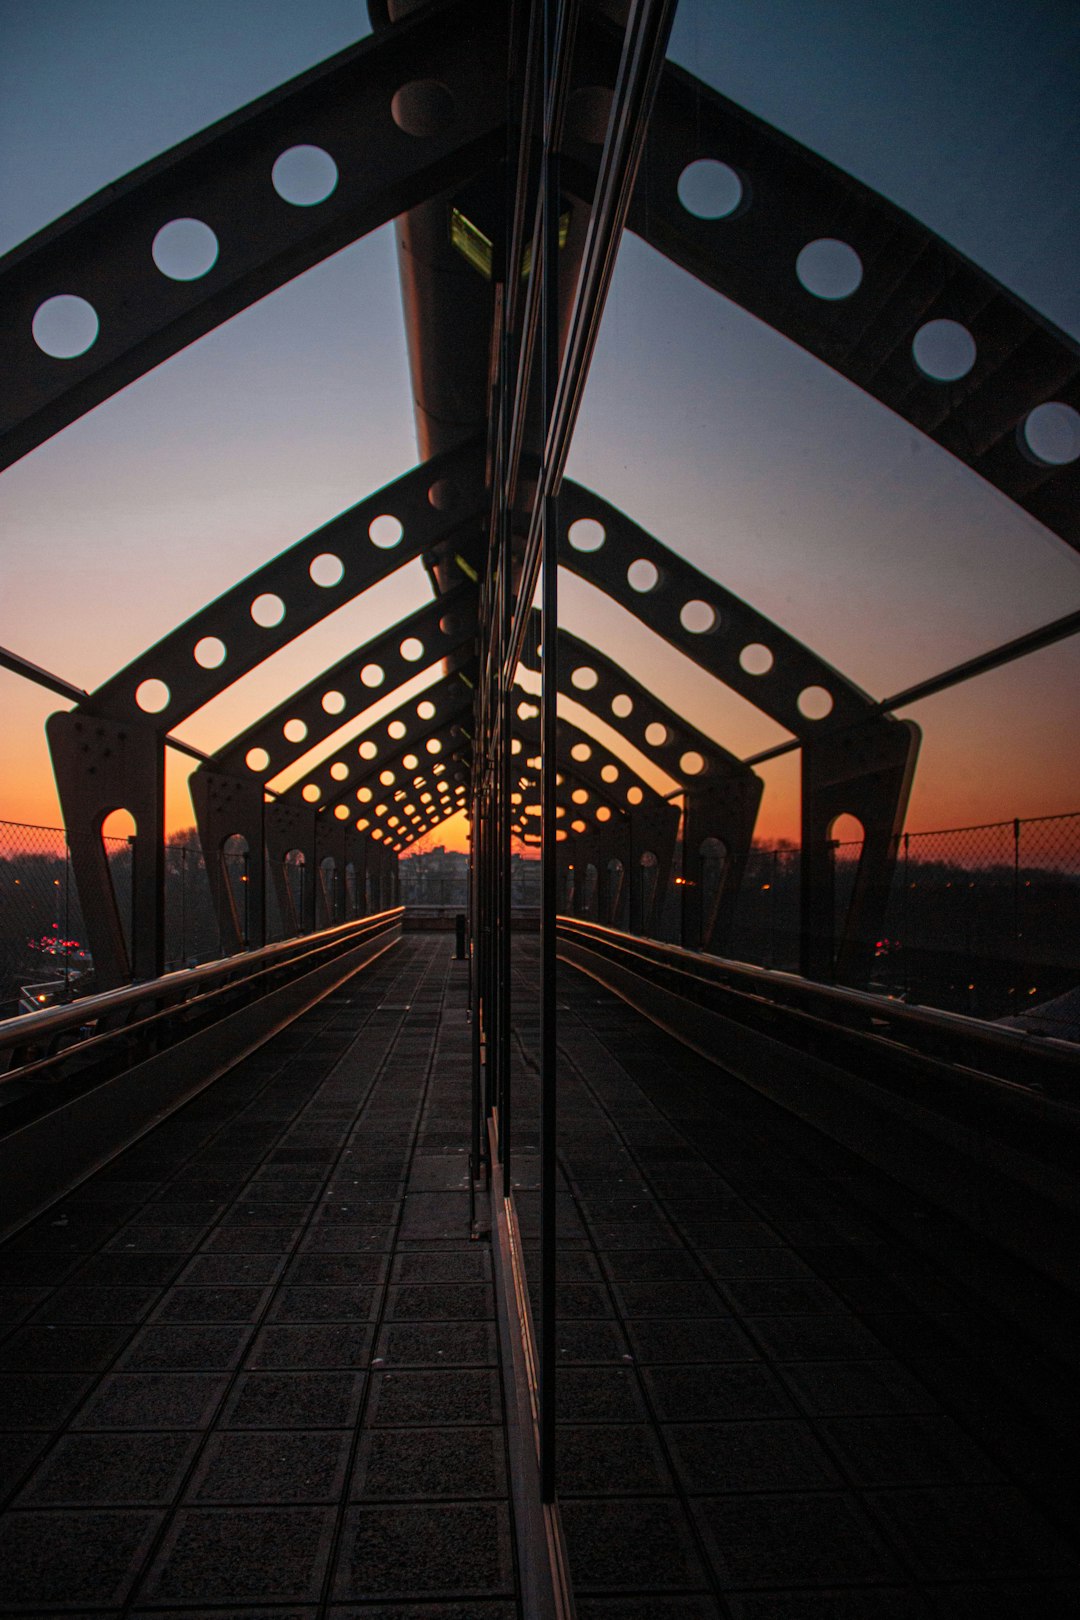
[902,832,910,1001]
[1012,817,1021,1015]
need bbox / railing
[0,906,404,1093]
[557,917,1079,1100]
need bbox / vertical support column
[800,718,920,984]
[538,23,560,1498]
[47,711,166,989]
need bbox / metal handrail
[0,908,403,1082]
[557,918,1079,1100]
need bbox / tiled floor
[508,941,1080,1619]
[0,936,519,1618]
[2,932,1077,1618]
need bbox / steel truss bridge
[1,3,1078,1613]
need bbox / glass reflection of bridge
[1,4,1077,1613]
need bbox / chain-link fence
[4,812,1078,1020]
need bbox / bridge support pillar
[801,718,920,985]
[46,710,165,989]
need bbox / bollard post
[454,912,466,960]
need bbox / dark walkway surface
[1,932,1077,1617]
[510,941,1078,1619]
[0,936,518,1617]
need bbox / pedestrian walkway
[0,935,519,1616]
[1,933,1076,1616]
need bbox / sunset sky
[1,0,1077,856]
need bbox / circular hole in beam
[1021,402,1080,466]
[400,637,425,662]
[330,762,349,781]
[796,238,863,300]
[739,642,774,675]
[571,666,598,690]
[246,747,270,773]
[194,636,226,669]
[567,518,606,552]
[272,144,338,206]
[369,514,404,549]
[283,718,308,744]
[611,694,633,719]
[322,690,346,714]
[645,722,668,748]
[309,552,344,587]
[680,599,717,634]
[797,685,834,720]
[680,750,705,776]
[677,158,744,219]
[32,294,99,358]
[135,678,170,714]
[912,319,977,382]
[152,218,219,280]
[251,593,285,628]
[360,664,385,688]
[627,558,659,592]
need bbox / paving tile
[376,1321,497,1367]
[622,1317,754,1364]
[0,1430,49,1502]
[222,1371,365,1428]
[118,1323,250,1371]
[0,1286,51,1323]
[390,1249,491,1283]
[0,1323,132,1372]
[557,1423,671,1495]
[152,1284,270,1323]
[600,1249,707,1282]
[666,1419,840,1492]
[819,1415,1004,1486]
[778,1360,939,1416]
[286,1252,388,1286]
[693,1491,901,1587]
[104,1225,208,1253]
[0,1372,95,1429]
[642,1363,793,1422]
[16,1431,198,1505]
[384,1283,494,1320]
[865,1485,1077,1580]
[67,1252,186,1287]
[177,1252,286,1285]
[332,1502,513,1599]
[700,1248,817,1280]
[73,1372,228,1429]
[746,1314,888,1362]
[203,1224,302,1252]
[561,1496,706,1591]
[189,1429,352,1503]
[26,1284,164,1327]
[141,1505,334,1603]
[0,1508,161,1605]
[368,1369,500,1426]
[554,1367,646,1423]
[554,1321,628,1362]
[269,1285,379,1322]
[352,1425,506,1498]
[246,1324,373,1369]
[301,1224,396,1252]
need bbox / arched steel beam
[557,482,918,978]
[46,445,482,985]
[212,583,477,783]
[88,442,483,730]
[565,12,1080,550]
[0,0,507,471]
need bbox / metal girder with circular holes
[87,443,484,729]
[297,671,474,811]
[564,11,1080,550]
[557,481,919,976]
[214,584,478,782]
[0,0,507,472]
